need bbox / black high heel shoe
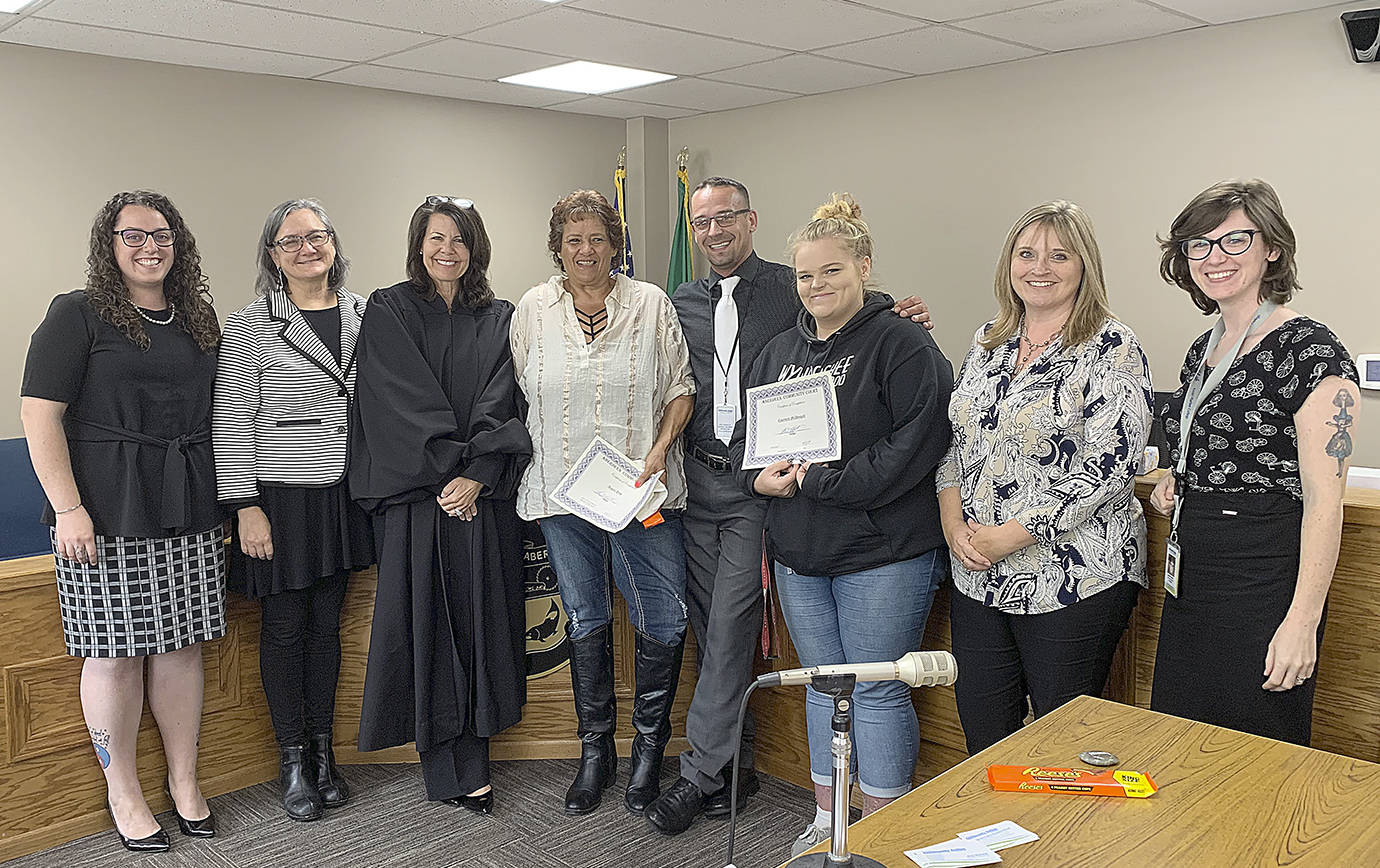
[106,801,170,853]
[165,778,216,838]
[442,789,494,815]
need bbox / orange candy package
[987,764,1157,798]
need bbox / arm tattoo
[1325,389,1355,478]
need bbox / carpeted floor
[4,760,816,868]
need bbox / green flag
[667,162,693,294]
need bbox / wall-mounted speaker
[1342,9,1380,62]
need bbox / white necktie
[713,276,742,445]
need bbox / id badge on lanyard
[1164,300,1276,597]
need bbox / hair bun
[811,192,863,222]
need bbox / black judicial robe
[349,283,532,753]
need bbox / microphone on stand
[722,651,958,868]
[755,650,957,689]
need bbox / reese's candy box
[986,764,1157,798]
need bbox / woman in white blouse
[511,189,695,817]
[936,200,1153,753]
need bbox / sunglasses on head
[425,196,474,209]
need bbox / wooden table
[786,695,1380,867]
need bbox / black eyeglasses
[114,228,176,248]
[1180,229,1260,261]
[267,229,333,253]
[425,196,474,208]
[690,209,751,232]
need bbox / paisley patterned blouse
[938,318,1153,614]
[1160,317,1357,499]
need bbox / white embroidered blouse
[512,273,695,521]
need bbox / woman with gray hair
[212,198,374,821]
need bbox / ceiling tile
[35,0,431,60]
[228,0,553,36]
[1,17,343,76]
[958,0,1199,52]
[705,53,907,94]
[545,95,696,119]
[849,1,1053,23]
[318,63,573,107]
[378,37,567,79]
[817,25,1039,75]
[463,6,787,75]
[611,77,794,111]
[567,0,917,51]
[1,14,17,32]
[1148,1,1342,25]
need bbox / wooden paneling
[752,478,1380,795]
[0,555,695,862]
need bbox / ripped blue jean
[539,511,688,646]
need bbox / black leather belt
[687,442,732,474]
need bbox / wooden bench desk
[787,694,1380,867]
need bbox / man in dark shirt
[646,177,931,835]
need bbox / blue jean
[539,512,688,646]
[776,550,946,798]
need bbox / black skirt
[1150,490,1323,745]
[228,481,374,599]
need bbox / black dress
[21,290,226,657]
[348,283,532,791]
[1151,317,1358,745]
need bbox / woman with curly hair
[350,197,532,812]
[21,190,225,851]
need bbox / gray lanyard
[1169,300,1277,539]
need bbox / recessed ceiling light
[0,0,40,12]
[500,61,674,95]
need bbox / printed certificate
[741,372,842,469]
[551,436,667,532]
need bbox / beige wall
[669,3,1380,466]
[0,43,624,438]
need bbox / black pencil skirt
[1150,490,1323,745]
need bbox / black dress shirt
[672,251,799,457]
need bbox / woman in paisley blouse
[1148,179,1360,745]
[937,200,1153,753]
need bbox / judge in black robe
[349,198,531,806]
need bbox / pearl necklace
[133,301,176,326]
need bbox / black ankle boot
[625,632,685,814]
[565,625,617,815]
[308,733,351,808]
[279,745,324,822]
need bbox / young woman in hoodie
[729,194,954,854]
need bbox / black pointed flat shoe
[106,802,170,853]
[441,789,494,815]
[165,779,216,837]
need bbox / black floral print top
[1161,317,1358,499]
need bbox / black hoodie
[729,293,953,576]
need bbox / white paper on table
[957,820,1039,851]
[550,436,667,533]
[904,836,1002,868]
[741,371,842,469]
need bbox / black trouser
[259,571,349,747]
[419,730,490,801]
[950,581,1139,754]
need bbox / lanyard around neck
[1170,299,1277,533]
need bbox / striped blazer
[212,288,368,501]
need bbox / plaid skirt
[52,527,228,658]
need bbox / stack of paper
[904,820,1039,868]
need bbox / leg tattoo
[89,727,112,769]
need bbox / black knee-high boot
[564,625,617,815]
[625,631,685,814]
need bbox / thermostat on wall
[1359,354,1380,391]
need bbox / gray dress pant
[678,454,769,794]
